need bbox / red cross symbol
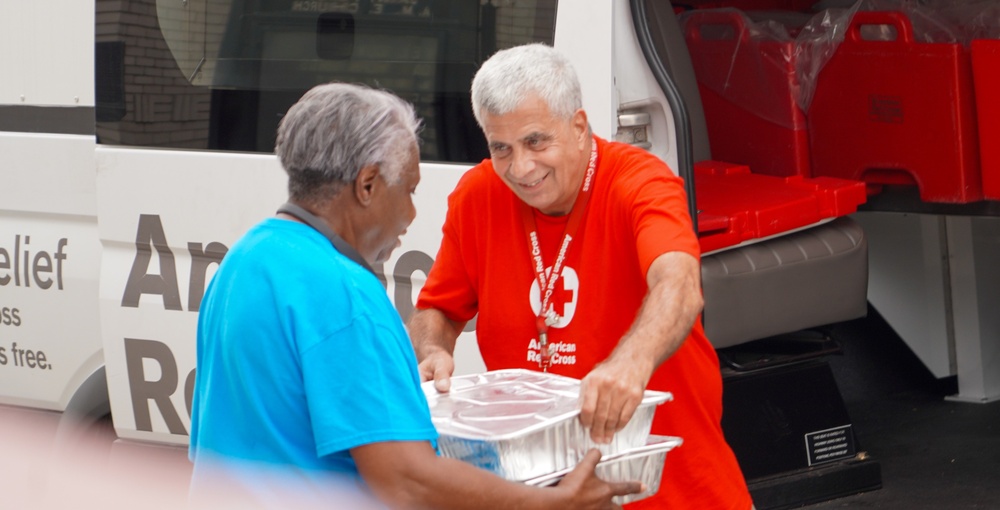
[548,274,575,318]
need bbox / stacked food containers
[424,369,680,504]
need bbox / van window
[94,0,557,164]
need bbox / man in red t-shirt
[410,43,753,509]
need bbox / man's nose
[405,202,417,228]
[507,148,536,179]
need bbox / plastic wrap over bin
[682,8,811,177]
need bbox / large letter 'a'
[121,214,182,310]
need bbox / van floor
[796,306,1000,509]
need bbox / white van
[4,0,998,507]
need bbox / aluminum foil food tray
[423,369,672,481]
[523,435,682,505]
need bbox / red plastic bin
[695,160,867,254]
[807,11,982,203]
[972,39,1000,200]
[684,10,810,177]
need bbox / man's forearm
[407,307,464,360]
[608,252,703,378]
[576,252,703,442]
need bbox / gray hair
[471,43,583,125]
[276,82,421,203]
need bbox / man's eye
[490,146,511,157]
[527,136,550,149]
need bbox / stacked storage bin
[694,161,867,254]
[681,8,867,254]
[683,9,810,177]
[807,11,983,203]
[972,39,1000,199]
[684,5,1000,205]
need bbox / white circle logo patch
[528,265,579,328]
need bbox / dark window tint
[95,0,557,164]
[95,41,126,122]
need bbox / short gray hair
[471,43,583,125]
[276,83,421,203]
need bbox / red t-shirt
[417,137,752,509]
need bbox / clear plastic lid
[423,369,672,440]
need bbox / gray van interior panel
[701,216,868,348]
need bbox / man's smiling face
[480,93,590,216]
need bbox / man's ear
[572,109,589,146]
[354,164,381,206]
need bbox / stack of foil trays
[423,369,681,504]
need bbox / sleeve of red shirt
[618,149,701,277]
[414,166,483,324]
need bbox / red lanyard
[519,137,598,371]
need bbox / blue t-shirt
[189,218,437,494]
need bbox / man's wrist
[609,337,657,380]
